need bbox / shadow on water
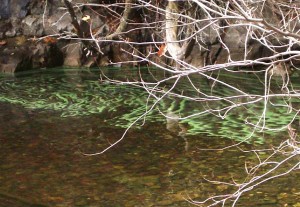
[0,68,300,206]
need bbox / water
[0,68,300,206]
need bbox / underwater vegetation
[0,68,298,144]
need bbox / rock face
[0,0,31,19]
[0,0,109,72]
[63,43,83,67]
[0,45,32,73]
[31,42,64,68]
[0,0,10,19]
[0,0,299,73]
[0,37,65,73]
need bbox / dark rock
[98,56,110,67]
[31,43,46,68]
[185,46,204,67]
[81,12,107,34]
[111,43,136,67]
[0,35,65,73]
[12,0,31,18]
[31,42,64,68]
[45,11,73,35]
[44,10,108,36]
[0,46,32,73]
[0,20,12,38]
[5,18,23,37]
[22,15,44,37]
[44,43,64,68]
[0,18,23,38]
[0,0,31,19]
[83,56,97,68]
[223,27,247,49]
[0,0,10,19]
[28,0,49,16]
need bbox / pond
[0,67,300,207]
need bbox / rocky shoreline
[1,0,300,74]
[0,0,115,73]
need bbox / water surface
[0,68,300,206]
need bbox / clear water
[0,68,299,206]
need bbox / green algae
[0,68,298,143]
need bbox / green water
[0,68,300,206]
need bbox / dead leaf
[43,36,57,44]
[157,44,167,57]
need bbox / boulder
[0,0,31,19]
[0,46,32,73]
[0,0,10,19]
[44,43,64,68]
[0,36,65,73]
[63,42,83,67]
[22,15,44,37]
[0,20,12,38]
[11,0,31,18]
[45,11,74,35]
[31,42,64,68]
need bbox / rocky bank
[0,0,299,74]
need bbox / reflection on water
[0,68,300,206]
